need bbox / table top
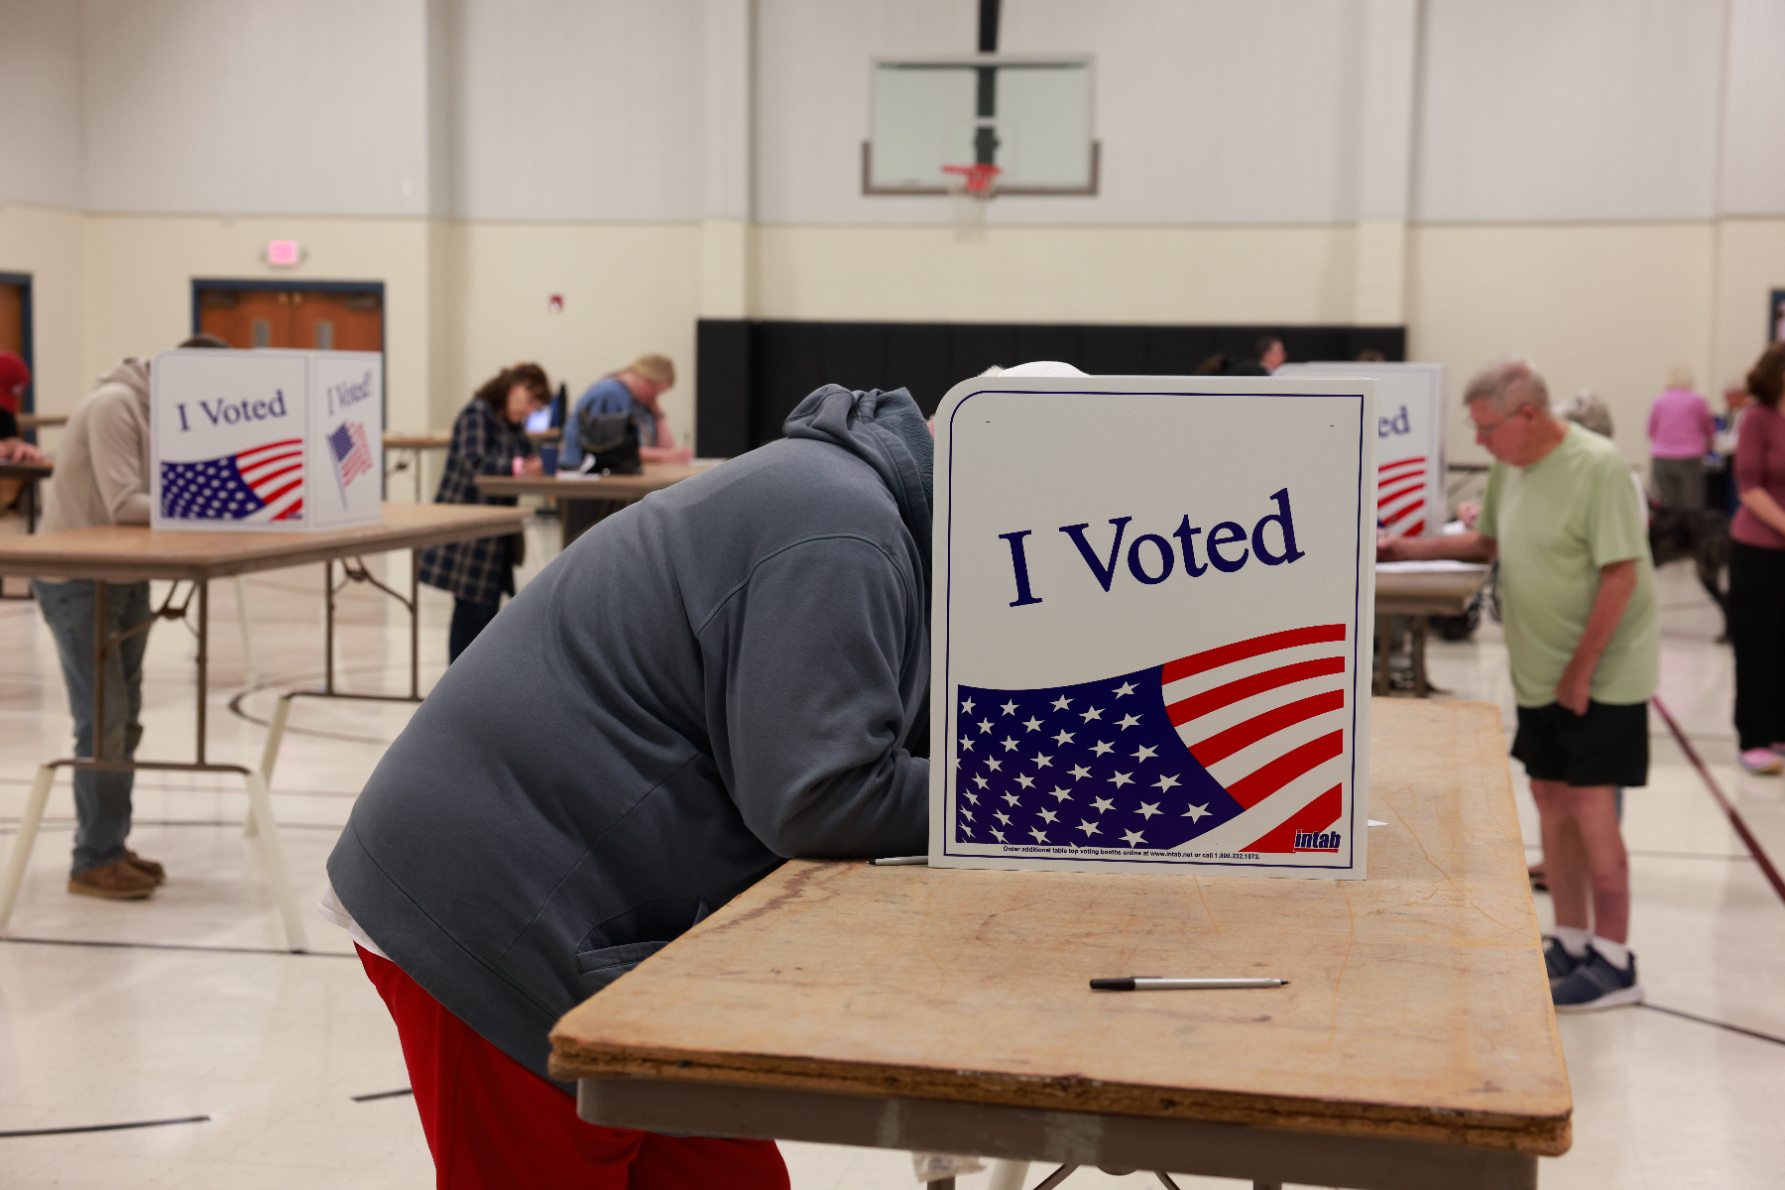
[0,502,526,581]
[382,431,453,450]
[551,699,1568,1157]
[17,413,67,431]
[1374,564,1490,615]
[476,462,716,502]
[0,461,52,481]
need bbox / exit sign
[266,240,301,267]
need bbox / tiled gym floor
[1,511,1780,1189]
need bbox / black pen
[1090,977,1288,991]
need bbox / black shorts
[1512,700,1649,788]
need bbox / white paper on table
[1375,560,1489,574]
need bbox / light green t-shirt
[1475,423,1658,708]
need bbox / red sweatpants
[358,945,789,1189]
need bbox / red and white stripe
[1160,625,1350,854]
[239,438,305,522]
[1377,455,1427,538]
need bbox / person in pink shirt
[1647,366,1716,510]
[1728,342,1785,773]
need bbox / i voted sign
[151,349,382,531]
[1278,362,1446,539]
[928,376,1376,878]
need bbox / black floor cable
[0,1115,210,1139]
[351,1088,414,1103]
[1640,1002,1785,1048]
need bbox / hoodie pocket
[572,939,668,988]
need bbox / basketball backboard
[864,55,1097,195]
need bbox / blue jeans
[32,580,152,875]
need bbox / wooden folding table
[0,503,526,951]
[551,700,1567,1190]
[1373,564,1491,697]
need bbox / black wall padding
[695,319,1406,458]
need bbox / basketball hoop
[942,163,1001,240]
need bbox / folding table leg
[0,765,55,930]
[243,769,308,951]
[988,1160,1030,1190]
[234,575,258,682]
[248,695,297,837]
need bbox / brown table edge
[546,1041,1570,1157]
[0,509,527,582]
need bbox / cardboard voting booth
[1279,362,1447,538]
[928,375,1375,879]
[151,349,382,531]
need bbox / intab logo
[1293,830,1341,852]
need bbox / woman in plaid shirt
[418,363,551,660]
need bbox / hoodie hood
[99,358,151,403]
[783,385,932,585]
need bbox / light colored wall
[754,224,1360,324]
[1712,218,1785,391]
[1407,221,1718,469]
[80,0,432,216]
[0,0,85,209]
[0,205,87,416]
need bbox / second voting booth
[151,348,383,531]
[929,374,1376,879]
[1279,361,1448,539]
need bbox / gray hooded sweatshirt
[328,385,933,1085]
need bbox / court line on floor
[352,1088,414,1103]
[1519,843,1754,862]
[1652,696,1785,907]
[1641,1003,1785,1048]
[0,1115,211,1140]
[0,936,357,958]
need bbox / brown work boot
[68,859,157,900]
[123,850,166,885]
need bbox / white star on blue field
[951,667,1243,850]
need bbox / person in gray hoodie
[35,336,230,901]
[325,384,933,1187]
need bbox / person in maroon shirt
[1728,341,1785,773]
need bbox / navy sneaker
[1542,937,1584,989]
[1552,948,1642,1012]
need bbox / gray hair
[1463,358,1551,415]
[1559,389,1613,438]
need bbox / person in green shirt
[1380,358,1657,1013]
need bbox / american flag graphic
[159,438,305,522]
[328,420,373,490]
[950,624,1352,860]
[1377,454,1428,537]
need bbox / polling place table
[0,459,50,534]
[383,430,452,502]
[1373,564,1491,697]
[474,461,716,504]
[477,462,719,548]
[0,503,526,951]
[551,699,1566,1190]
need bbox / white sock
[1553,926,1590,957]
[1591,937,1630,969]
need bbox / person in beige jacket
[34,336,227,899]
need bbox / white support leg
[243,769,308,952]
[234,575,258,683]
[248,695,295,837]
[988,1161,1031,1190]
[0,766,55,931]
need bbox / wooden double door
[197,285,383,352]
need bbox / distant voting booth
[151,349,382,531]
[1278,362,1448,538]
[929,374,1376,879]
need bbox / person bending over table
[558,354,691,545]
[322,383,932,1188]
[1378,358,1658,1013]
[417,363,549,662]
[32,335,231,900]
